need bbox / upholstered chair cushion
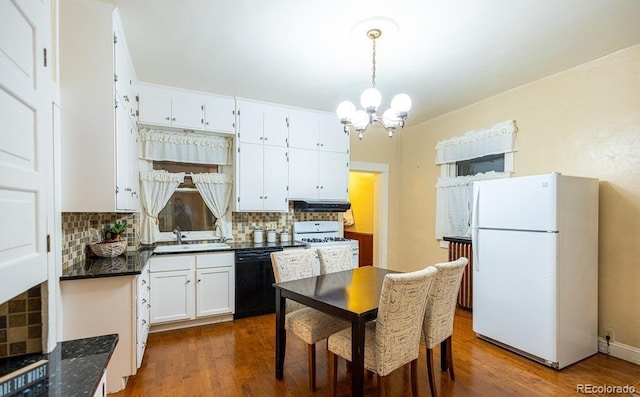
[317,245,355,274]
[271,249,317,314]
[422,257,468,349]
[328,266,438,377]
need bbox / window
[153,161,217,233]
[456,154,505,176]
[434,120,518,239]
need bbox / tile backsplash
[62,212,139,270]
[0,285,42,359]
[231,209,338,242]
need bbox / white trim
[598,337,640,365]
[349,161,389,269]
[150,314,233,333]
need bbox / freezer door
[473,229,558,363]
[473,174,558,231]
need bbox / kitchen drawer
[196,252,234,269]
[149,255,194,272]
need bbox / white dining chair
[317,245,355,274]
[422,257,468,397]
[327,266,438,397]
[270,249,349,391]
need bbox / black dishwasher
[234,248,282,319]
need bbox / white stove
[292,221,359,267]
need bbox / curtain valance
[139,128,232,165]
[435,120,518,164]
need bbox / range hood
[292,200,351,213]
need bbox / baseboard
[598,337,640,365]
[150,314,233,333]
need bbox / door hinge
[114,73,118,82]
[238,110,241,116]
[237,147,240,153]
[232,109,235,115]
[201,118,204,125]
[136,95,139,102]
[114,33,118,44]
[43,48,47,67]
[46,235,51,253]
[136,110,139,117]
[286,117,289,128]
[114,99,118,109]
[237,197,240,203]
[232,122,235,129]
[201,105,204,111]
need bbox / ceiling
[113,0,640,126]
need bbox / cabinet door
[263,105,288,147]
[138,85,172,126]
[288,148,320,200]
[128,115,139,210]
[115,93,130,211]
[263,145,289,211]
[237,100,264,144]
[318,151,349,200]
[204,96,235,133]
[238,143,265,210]
[319,113,349,153]
[149,270,194,324]
[288,109,319,150]
[170,94,204,129]
[196,267,234,317]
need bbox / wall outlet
[604,328,615,343]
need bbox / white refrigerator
[471,173,599,369]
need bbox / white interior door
[0,0,50,303]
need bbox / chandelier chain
[371,36,377,88]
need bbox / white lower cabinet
[92,371,107,397]
[60,262,150,394]
[149,252,234,329]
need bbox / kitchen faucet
[173,227,183,244]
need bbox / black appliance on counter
[234,247,282,319]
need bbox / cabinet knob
[142,319,147,325]
[259,196,263,199]
[320,143,324,147]
[186,279,191,284]
[172,117,176,121]
[320,186,324,189]
[165,116,171,121]
[316,186,319,189]
[264,196,268,199]
[197,279,201,283]
[259,137,263,140]
[316,143,320,146]
[264,137,268,141]
[142,298,147,303]
[206,121,209,125]
[141,279,146,284]
[147,303,151,309]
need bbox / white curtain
[192,173,233,237]
[435,120,518,164]
[139,128,232,165]
[435,172,511,239]
[140,170,185,244]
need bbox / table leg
[275,289,286,379]
[440,340,448,371]
[351,317,366,397]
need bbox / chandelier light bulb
[382,108,400,129]
[391,93,412,116]
[360,87,382,113]
[336,101,356,123]
[353,110,369,131]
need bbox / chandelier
[336,28,412,139]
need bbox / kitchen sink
[153,242,232,254]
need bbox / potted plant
[90,222,128,257]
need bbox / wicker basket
[90,240,127,258]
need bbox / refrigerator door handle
[472,186,480,271]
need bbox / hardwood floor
[111,309,639,396]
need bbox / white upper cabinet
[237,143,289,212]
[203,96,235,133]
[60,2,138,212]
[288,109,349,154]
[288,149,349,201]
[138,83,235,134]
[237,100,288,146]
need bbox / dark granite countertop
[0,334,118,396]
[442,236,472,244]
[61,249,153,281]
[228,240,307,251]
[61,241,308,281]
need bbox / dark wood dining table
[274,266,396,397]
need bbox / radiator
[448,240,473,310]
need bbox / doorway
[347,162,389,269]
